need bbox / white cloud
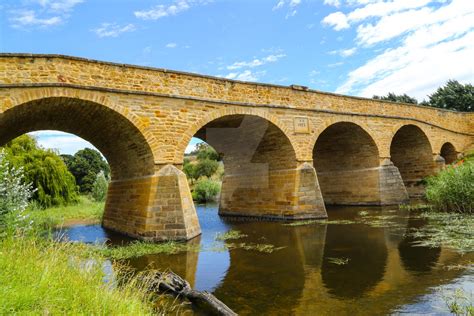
[42,0,84,12]
[29,131,98,155]
[332,0,474,100]
[225,70,265,82]
[329,47,357,57]
[322,0,433,31]
[135,0,210,20]
[8,0,83,28]
[227,53,286,70]
[93,23,136,38]
[328,61,344,67]
[273,0,301,17]
[322,12,349,30]
[166,42,177,48]
[324,0,341,7]
[9,10,62,27]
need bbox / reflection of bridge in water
[1,54,473,241]
[130,206,472,315]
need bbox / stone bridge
[1,54,472,241]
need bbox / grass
[27,195,104,229]
[0,234,157,315]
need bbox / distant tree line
[373,80,473,112]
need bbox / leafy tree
[194,159,219,179]
[183,159,196,183]
[427,80,474,112]
[2,135,78,208]
[196,144,220,161]
[373,93,418,104]
[64,148,110,193]
[91,171,109,202]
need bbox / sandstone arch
[175,108,296,163]
[440,142,457,165]
[313,122,381,205]
[390,125,435,198]
[186,113,327,219]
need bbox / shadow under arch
[186,114,299,218]
[313,121,381,205]
[440,142,457,165]
[390,125,434,198]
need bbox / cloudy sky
[1,0,473,154]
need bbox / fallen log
[149,271,237,316]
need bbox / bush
[192,178,221,203]
[425,161,474,214]
[0,150,34,230]
[91,171,109,202]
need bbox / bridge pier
[103,164,201,241]
[378,158,409,205]
[219,162,327,219]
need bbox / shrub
[0,150,34,231]
[192,178,220,203]
[91,171,109,202]
[425,161,474,214]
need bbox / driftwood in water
[150,271,237,316]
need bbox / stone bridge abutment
[1,54,472,241]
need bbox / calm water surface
[58,204,474,315]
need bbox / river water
[58,204,473,315]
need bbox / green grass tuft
[0,235,157,314]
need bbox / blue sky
[1,0,473,155]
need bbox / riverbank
[26,195,104,229]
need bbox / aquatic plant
[327,257,350,265]
[98,241,200,260]
[224,242,286,253]
[409,212,474,253]
[282,220,318,226]
[215,229,247,241]
[443,288,474,316]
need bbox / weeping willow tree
[2,135,78,208]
